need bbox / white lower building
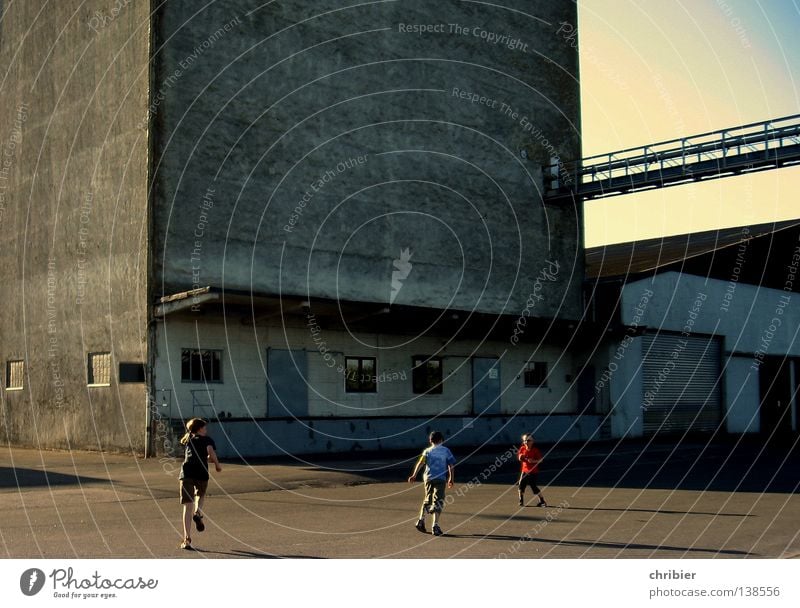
[150,294,601,457]
[598,271,798,440]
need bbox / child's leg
[179,480,194,542]
[194,480,208,518]
[418,502,428,521]
[182,503,193,540]
[431,482,445,527]
[532,479,546,505]
[419,482,433,521]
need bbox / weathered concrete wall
[152,0,582,319]
[0,1,151,452]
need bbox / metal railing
[544,114,800,202]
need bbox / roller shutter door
[641,333,722,434]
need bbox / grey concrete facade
[146,1,584,455]
[151,0,583,318]
[1,1,583,456]
[0,1,151,451]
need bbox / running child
[517,433,547,507]
[408,431,455,536]
[178,418,222,550]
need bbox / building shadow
[187,547,324,559]
[222,438,800,495]
[540,439,800,494]
[445,533,755,556]
[559,506,753,517]
[0,467,110,489]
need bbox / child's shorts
[423,479,447,513]
[179,477,209,504]
[518,472,541,494]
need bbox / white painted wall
[621,272,799,357]
[153,316,577,418]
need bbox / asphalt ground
[1,438,798,558]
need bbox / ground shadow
[239,438,800,495]
[560,506,753,518]
[186,547,324,559]
[446,533,756,555]
[541,439,800,495]
[0,467,110,488]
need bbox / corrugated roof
[586,218,800,279]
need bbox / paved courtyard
[1,439,797,558]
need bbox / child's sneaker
[192,513,205,532]
[414,519,427,533]
[518,498,524,507]
[538,500,548,508]
[432,525,443,536]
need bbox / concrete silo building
[0,1,589,456]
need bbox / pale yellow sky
[579,0,800,246]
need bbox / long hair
[179,418,207,446]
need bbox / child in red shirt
[517,433,547,507]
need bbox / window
[524,361,548,387]
[181,349,222,383]
[345,357,377,393]
[87,352,111,386]
[412,356,443,394]
[6,360,24,390]
[119,362,146,383]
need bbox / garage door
[641,333,722,434]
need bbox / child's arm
[207,445,222,473]
[407,455,425,482]
[447,463,454,488]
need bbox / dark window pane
[201,351,213,382]
[182,349,222,383]
[345,357,377,393]
[361,358,375,377]
[524,362,548,387]
[119,363,145,383]
[181,351,190,380]
[361,366,376,392]
[412,356,443,394]
[211,351,220,381]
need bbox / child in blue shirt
[408,431,455,536]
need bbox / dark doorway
[759,356,793,442]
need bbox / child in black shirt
[178,418,222,550]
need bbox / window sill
[87,383,111,388]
